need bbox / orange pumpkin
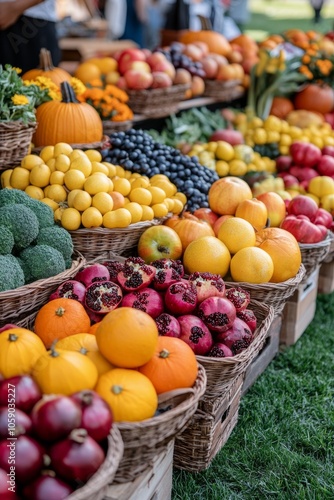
[34,298,91,349]
[173,216,215,251]
[294,84,334,115]
[88,322,102,335]
[270,97,294,119]
[209,177,252,215]
[22,48,71,86]
[139,336,198,394]
[180,31,231,57]
[0,328,46,378]
[255,227,302,283]
[95,307,158,368]
[235,198,268,231]
[56,334,113,376]
[229,34,258,53]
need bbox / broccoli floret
[36,226,74,261]
[0,204,39,250]
[65,258,73,269]
[0,255,25,291]
[0,188,29,207]
[0,188,54,229]
[20,244,66,282]
[0,226,14,255]
[14,256,32,283]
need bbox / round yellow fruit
[10,167,30,190]
[230,247,274,283]
[64,169,86,191]
[85,149,102,162]
[39,146,54,163]
[30,164,51,188]
[50,171,65,185]
[147,186,166,204]
[183,236,231,277]
[81,207,103,228]
[72,190,92,212]
[61,207,82,230]
[102,208,132,228]
[70,156,92,177]
[124,202,143,223]
[129,187,152,206]
[54,142,73,157]
[218,217,256,254]
[44,184,67,203]
[54,154,71,173]
[84,173,110,195]
[24,185,44,200]
[21,154,44,170]
[92,192,114,214]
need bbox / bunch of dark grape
[155,43,206,78]
[104,129,219,211]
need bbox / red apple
[124,70,153,90]
[151,72,173,89]
[290,141,322,168]
[321,145,334,157]
[317,155,334,176]
[289,165,318,182]
[151,60,175,80]
[275,155,293,172]
[312,207,333,228]
[142,48,152,59]
[287,195,319,220]
[201,57,219,79]
[137,225,183,263]
[146,52,169,69]
[278,173,300,189]
[118,49,146,75]
[256,192,287,228]
[193,208,219,227]
[209,129,244,145]
[129,61,151,73]
[116,76,127,89]
[280,214,327,243]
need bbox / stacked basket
[126,84,190,118]
[203,79,245,102]
[0,121,37,169]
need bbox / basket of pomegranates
[0,376,124,500]
[126,83,190,118]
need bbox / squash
[270,97,294,120]
[34,298,91,349]
[0,328,46,378]
[33,81,103,147]
[139,336,198,394]
[294,84,334,115]
[56,333,113,376]
[32,344,98,396]
[22,48,71,86]
[180,30,231,57]
[95,368,158,422]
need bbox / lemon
[54,143,73,157]
[113,177,131,196]
[64,169,86,191]
[72,191,92,212]
[70,156,92,177]
[92,192,114,214]
[151,203,169,218]
[50,171,65,185]
[70,149,86,162]
[131,177,150,189]
[115,165,125,178]
[84,173,110,195]
[1,169,13,188]
[102,162,117,178]
[164,198,174,211]
[215,141,235,161]
[81,207,103,228]
[173,192,187,205]
[147,186,166,204]
[61,207,82,230]
[85,149,102,162]
[41,197,59,211]
[67,189,83,207]
[10,167,30,190]
[215,160,230,177]
[30,164,51,188]
[228,159,247,176]
[103,208,132,228]
[141,205,154,221]
[21,154,44,170]
[39,146,55,163]
[91,161,109,176]
[124,202,143,223]
[55,154,71,173]
[46,158,56,172]
[44,184,67,203]
[171,198,184,214]
[24,185,44,200]
[129,187,152,206]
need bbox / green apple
[137,225,183,263]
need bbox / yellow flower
[48,90,61,100]
[12,67,22,74]
[11,94,29,106]
[70,77,86,96]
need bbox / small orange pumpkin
[22,48,71,86]
[139,336,198,394]
[34,298,91,349]
[294,84,334,115]
[180,30,231,57]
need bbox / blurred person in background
[310,0,326,24]
[119,0,149,47]
[226,0,250,32]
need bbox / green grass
[172,292,334,499]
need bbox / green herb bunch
[0,65,50,123]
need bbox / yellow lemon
[131,177,150,189]
[64,169,86,191]
[171,198,184,214]
[228,159,247,176]
[215,141,235,161]
[84,173,110,195]
[129,187,152,206]
[151,179,176,197]
[70,156,92,177]
[61,207,82,230]
[44,184,67,203]
[1,170,13,188]
[173,192,187,205]
[39,146,55,163]
[85,149,102,162]
[115,165,125,178]
[67,189,83,208]
[21,154,44,170]
[46,158,56,172]
[151,203,169,218]
[81,207,103,228]
[55,154,71,173]
[215,160,230,177]
[141,205,154,221]
[72,190,92,212]
[217,217,256,254]
[103,208,132,228]
[10,167,30,190]
[24,185,44,200]
[54,207,65,223]
[147,186,166,204]
[41,197,59,211]
[92,192,114,214]
[30,164,51,187]
[50,171,65,185]
[124,202,143,223]
[69,149,86,162]
[91,161,109,176]
[102,162,117,178]
[113,177,131,196]
[230,247,274,283]
[54,143,73,157]
[164,198,174,212]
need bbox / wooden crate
[242,313,281,395]
[318,259,334,294]
[104,440,174,500]
[173,375,243,472]
[280,267,320,347]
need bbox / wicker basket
[323,232,334,264]
[203,79,245,101]
[0,251,86,327]
[69,217,170,261]
[224,264,306,316]
[68,426,124,500]
[113,364,207,483]
[0,121,37,169]
[103,120,133,136]
[32,136,110,155]
[126,84,190,117]
[299,232,333,280]
[196,299,274,401]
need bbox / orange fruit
[183,236,231,276]
[217,217,256,254]
[230,247,274,283]
[109,191,125,209]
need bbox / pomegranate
[0,407,32,438]
[0,324,18,333]
[100,260,124,283]
[85,281,123,314]
[49,280,86,303]
[151,258,184,277]
[31,395,82,443]
[23,473,74,500]
[155,313,181,338]
[151,258,184,291]
[0,435,45,484]
[198,296,236,333]
[75,263,110,287]
[207,343,233,358]
[188,272,226,303]
[71,390,113,443]
[216,318,253,355]
[225,287,250,312]
[86,308,104,325]
[0,376,42,413]
[236,309,257,333]
[117,257,156,291]
[121,287,164,318]
[164,281,198,315]
[177,315,213,355]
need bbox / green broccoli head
[36,226,74,261]
[0,204,39,250]
[0,188,54,229]
[0,255,25,292]
[0,226,14,255]
[20,244,66,282]
[0,188,29,207]
[14,256,32,283]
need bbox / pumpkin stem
[111,384,123,395]
[55,307,66,317]
[69,428,87,444]
[61,81,79,104]
[49,341,60,358]
[8,333,18,342]
[159,348,170,359]
[79,347,88,356]
[39,48,54,71]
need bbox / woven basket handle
[158,387,195,404]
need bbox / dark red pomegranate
[151,259,184,290]
[151,258,184,276]
[216,318,253,355]
[0,435,45,484]
[188,272,226,302]
[49,280,86,303]
[177,315,214,355]
[236,309,257,333]
[75,264,110,287]
[207,343,233,358]
[100,260,124,283]
[226,287,250,312]
[23,473,74,500]
[198,296,236,333]
[86,309,105,325]
[85,281,123,314]
[121,287,164,318]
[155,313,181,338]
[164,281,198,315]
[117,257,156,291]
[0,376,42,413]
[0,407,32,438]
